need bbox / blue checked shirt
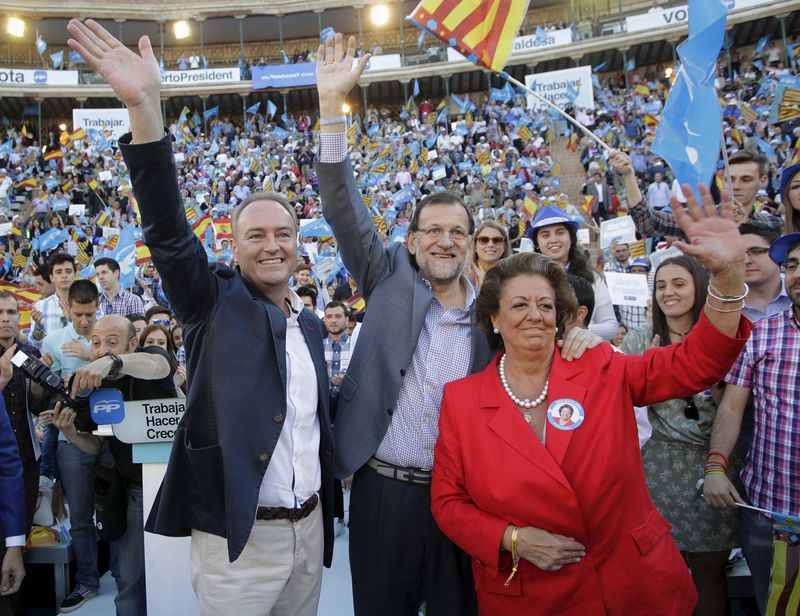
[323,333,351,396]
[99,287,146,317]
[375,282,476,470]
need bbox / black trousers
[349,465,477,616]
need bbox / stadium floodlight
[173,20,191,40]
[7,17,26,38]
[58,123,67,131]
[664,67,674,79]
[342,103,351,114]
[370,4,390,27]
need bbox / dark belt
[256,493,319,522]
[367,457,432,485]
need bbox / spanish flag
[44,150,64,161]
[70,127,87,141]
[61,180,72,192]
[15,177,37,189]
[213,218,232,240]
[346,293,366,313]
[523,194,539,218]
[87,178,98,191]
[580,195,596,214]
[635,84,651,97]
[566,131,579,152]
[135,240,152,265]
[644,114,659,127]
[192,215,213,239]
[409,0,529,72]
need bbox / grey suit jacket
[316,158,493,478]
[586,182,610,211]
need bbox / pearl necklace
[498,354,549,422]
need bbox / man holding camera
[50,313,175,616]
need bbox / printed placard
[605,272,650,307]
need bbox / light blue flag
[625,56,636,72]
[436,108,446,124]
[299,217,333,238]
[391,185,415,206]
[0,141,10,155]
[413,79,420,98]
[320,27,336,42]
[37,228,70,252]
[192,111,202,129]
[390,226,407,243]
[112,224,137,289]
[69,50,84,65]
[44,177,59,191]
[271,126,289,140]
[246,102,260,115]
[451,93,470,114]
[203,106,219,120]
[653,0,727,197]
[566,82,579,102]
[281,50,290,64]
[535,27,548,46]
[417,29,426,48]
[50,50,63,69]
[35,36,47,55]
[399,108,409,120]
[593,60,608,73]
[50,199,69,211]
[266,99,277,119]
[751,136,776,163]
[78,263,96,280]
[202,56,208,69]
[755,35,770,55]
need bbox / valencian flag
[767,513,800,615]
[408,0,530,73]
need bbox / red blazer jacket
[432,313,751,615]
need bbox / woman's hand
[703,474,744,508]
[668,184,745,276]
[516,527,586,571]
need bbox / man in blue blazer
[0,394,26,608]
[67,20,334,615]
[314,35,600,615]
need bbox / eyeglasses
[744,247,770,257]
[782,260,799,275]
[415,227,470,242]
[477,236,505,246]
[683,397,699,420]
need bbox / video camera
[11,349,92,410]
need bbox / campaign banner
[251,63,316,89]
[160,67,241,86]
[605,272,650,307]
[0,67,79,86]
[524,66,595,112]
[511,28,572,55]
[72,109,131,142]
[112,398,187,443]
[626,0,771,33]
[364,54,402,72]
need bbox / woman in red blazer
[431,188,752,615]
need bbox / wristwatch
[106,354,123,380]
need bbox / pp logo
[90,388,125,425]
[33,70,47,84]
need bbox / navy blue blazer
[0,396,25,541]
[120,134,334,565]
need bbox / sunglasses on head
[477,236,505,245]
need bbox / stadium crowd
[0,17,798,616]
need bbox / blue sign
[252,63,316,89]
[90,388,125,425]
[33,70,47,84]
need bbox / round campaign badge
[546,399,585,431]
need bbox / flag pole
[500,72,611,152]
[735,502,773,516]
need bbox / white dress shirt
[258,290,321,508]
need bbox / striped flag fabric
[192,215,213,239]
[766,514,800,615]
[523,194,539,218]
[135,240,152,265]
[409,0,530,72]
[44,150,64,161]
[15,178,37,189]
[581,195,596,214]
[70,127,87,141]
[518,124,532,141]
[644,114,659,127]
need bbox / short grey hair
[231,191,298,237]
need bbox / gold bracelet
[705,298,744,313]
[504,526,520,587]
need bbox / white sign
[364,54,402,72]
[525,65,595,112]
[98,170,112,182]
[160,68,241,86]
[0,223,11,237]
[0,68,79,86]
[72,109,131,142]
[112,398,186,444]
[576,228,591,245]
[511,28,572,55]
[431,166,447,180]
[102,226,119,238]
[600,216,637,248]
[69,203,86,217]
[648,246,683,271]
[626,0,770,33]
[605,272,650,307]
[427,149,438,161]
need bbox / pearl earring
[493,328,499,334]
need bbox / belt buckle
[405,468,420,484]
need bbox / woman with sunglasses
[467,221,512,288]
[621,255,741,616]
